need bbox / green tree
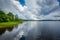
[0,10,21,22]
[15,14,19,21]
[0,10,8,22]
[7,12,14,21]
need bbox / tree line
[0,10,20,22]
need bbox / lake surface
[0,21,60,40]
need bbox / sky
[18,0,25,6]
[0,0,60,20]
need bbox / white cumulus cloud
[25,0,60,20]
[0,0,60,20]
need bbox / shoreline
[0,21,23,28]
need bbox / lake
[0,21,60,40]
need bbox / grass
[0,21,23,28]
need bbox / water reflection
[19,35,26,40]
[0,25,18,35]
[24,21,60,40]
[0,28,6,35]
[0,21,60,40]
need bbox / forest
[0,10,21,22]
[0,10,24,28]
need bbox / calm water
[0,21,60,40]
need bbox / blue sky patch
[58,0,60,5]
[18,0,25,6]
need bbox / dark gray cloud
[0,0,60,20]
[37,0,59,15]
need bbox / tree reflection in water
[0,28,6,35]
[0,24,18,35]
